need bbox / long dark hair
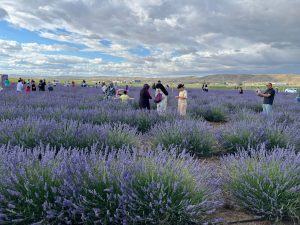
[155,83,168,96]
[140,84,150,96]
[142,84,150,90]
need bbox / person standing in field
[101,82,107,94]
[81,80,87,87]
[139,84,152,110]
[296,88,300,103]
[204,83,208,92]
[155,80,168,114]
[48,82,54,92]
[16,79,23,92]
[239,87,243,94]
[4,78,10,88]
[31,80,36,91]
[105,83,116,99]
[257,82,275,114]
[176,84,187,116]
[25,81,31,93]
[39,80,46,91]
[125,82,129,91]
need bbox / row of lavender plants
[0,117,299,155]
[0,145,220,224]
[0,144,299,223]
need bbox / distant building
[134,80,141,83]
[272,83,287,86]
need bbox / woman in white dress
[155,82,168,114]
[176,84,187,116]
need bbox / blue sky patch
[99,39,112,47]
[128,46,151,57]
[0,20,85,49]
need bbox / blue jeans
[262,104,272,114]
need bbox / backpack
[154,92,162,103]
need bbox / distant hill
[196,74,300,85]
[6,73,300,85]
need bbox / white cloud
[0,0,300,76]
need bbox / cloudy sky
[0,0,299,77]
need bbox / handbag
[154,92,162,103]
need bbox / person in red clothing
[25,82,31,93]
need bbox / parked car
[284,88,297,93]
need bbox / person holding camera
[256,83,275,114]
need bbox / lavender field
[0,85,299,224]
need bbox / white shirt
[17,82,23,92]
[102,85,107,93]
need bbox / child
[175,84,187,116]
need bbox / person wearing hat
[175,84,187,116]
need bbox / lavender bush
[149,120,217,156]
[0,118,140,149]
[217,120,300,153]
[0,145,221,224]
[222,145,300,222]
[189,105,228,122]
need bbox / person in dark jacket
[139,84,152,110]
[257,82,275,114]
[31,80,36,91]
[38,80,46,91]
[239,87,243,94]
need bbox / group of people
[16,78,53,93]
[99,80,187,116]
[139,80,187,116]
[101,82,130,100]
[101,80,277,116]
[6,76,285,116]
